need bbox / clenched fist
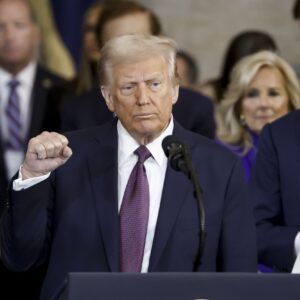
[21,131,73,179]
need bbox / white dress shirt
[0,62,37,179]
[13,117,174,272]
[292,232,300,273]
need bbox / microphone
[162,135,189,175]
[162,135,206,271]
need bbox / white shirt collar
[117,116,174,167]
[0,61,37,87]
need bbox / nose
[2,24,15,41]
[258,93,272,107]
[135,84,150,105]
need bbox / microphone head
[162,135,183,158]
[162,135,189,173]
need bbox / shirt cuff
[13,166,51,191]
[294,231,300,257]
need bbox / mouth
[255,115,273,121]
[134,113,155,119]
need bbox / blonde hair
[29,0,76,79]
[217,50,300,153]
[98,34,179,87]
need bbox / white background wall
[140,0,300,82]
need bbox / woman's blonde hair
[217,50,300,153]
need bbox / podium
[53,272,300,300]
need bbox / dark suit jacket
[250,110,300,272]
[60,86,216,138]
[0,65,65,299]
[0,65,65,211]
[1,120,256,300]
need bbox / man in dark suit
[0,0,64,210]
[0,0,65,299]
[1,34,256,300]
[251,2,300,269]
[61,0,215,139]
[250,109,300,272]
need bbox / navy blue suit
[0,65,65,300]
[251,110,300,272]
[1,120,256,300]
[61,87,216,139]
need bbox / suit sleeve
[0,176,53,271]
[250,124,299,272]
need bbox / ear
[101,86,115,112]
[171,84,179,105]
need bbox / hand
[21,131,73,179]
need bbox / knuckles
[27,132,69,158]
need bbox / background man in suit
[0,0,65,298]
[251,110,300,272]
[61,0,215,139]
[250,0,300,273]
[1,34,257,300]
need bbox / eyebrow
[119,74,164,84]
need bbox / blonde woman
[217,50,300,179]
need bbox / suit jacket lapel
[294,111,300,145]
[149,122,192,270]
[0,126,8,210]
[87,121,119,271]
[27,66,50,139]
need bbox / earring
[240,114,246,126]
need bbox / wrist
[21,164,47,180]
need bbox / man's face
[0,0,40,74]
[101,12,152,45]
[102,55,179,144]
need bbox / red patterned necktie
[119,145,151,272]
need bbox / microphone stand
[168,144,206,271]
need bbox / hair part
[217,50,300,153]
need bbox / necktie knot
[135,145,151,164]
[8,78,20,90]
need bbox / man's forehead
[0,0,33,23]
[112,56,166,77]
[117,72,164,83]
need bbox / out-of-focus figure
[200,30,278,104]
[73,1,103,95]
[0,1,66,299]
[216,50,300,180]
[29,0,76,79]
[176,50,199,90]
